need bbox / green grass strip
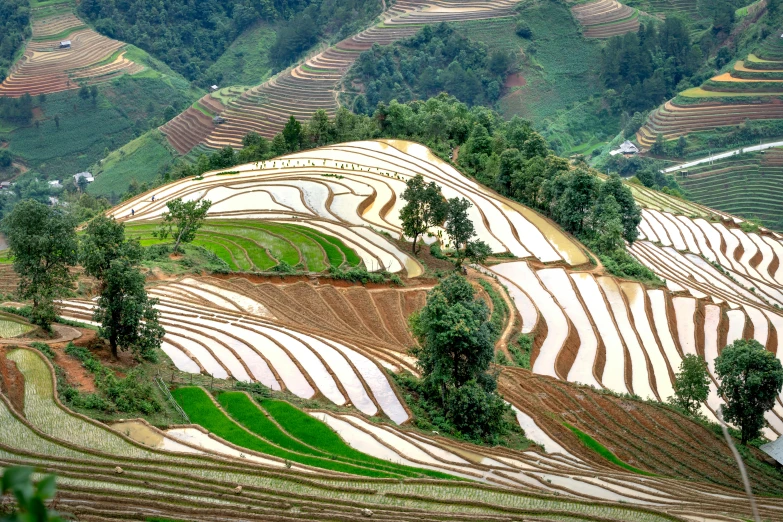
[564,423,655,476]
[217,392,331,457]
[245,222,327,272]
[203,223,300,266]
[277,225,345,267]
[222,393,451,478]
[192,239,240,271]
[171,387,404,478]
[260,399,454,479]
[285,224,361,267]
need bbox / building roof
[619,140,639,153]
[761,436,783,465]
[60,40,71,46]
[74,172,94,182]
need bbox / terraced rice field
[161,0,519,153]
[0,3,143,97]
[489,249,783,440]
[114,140,588,272]
[625,210,783,434]
[2,346,719,521]
[126,221,361,272]
[675,147,783,230]
[58,277,416,424]
[569,0,640,38]
[637,37,783,147]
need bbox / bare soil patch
[505,73,526,88]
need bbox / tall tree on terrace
[5,200,78,331]
[715,339,783,444]
[153,198,212,254]
[410,274,508,441]
[670,354,710,415]
[444,197,490,267]
[400,174,447,254]
[81,215,163,360]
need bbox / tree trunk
[110,335,119,360]
[173,228,185,254]
[411,234,418,254]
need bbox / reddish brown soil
[0,347,25,414]
[505,73,526,88]
[500,368,783,495]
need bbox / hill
[0,0,201,184]
[2,139,783,519]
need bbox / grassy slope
[453,0,605,154]
[172,387,448,478]
[1,43,200,183]
[204,22,277,87]
[88,130,175,198]
[126,221,360,273]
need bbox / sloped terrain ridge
[115,140,589,274]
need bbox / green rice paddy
[126,220,361,273]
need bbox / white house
[60,40,71,49]
[610,140,640,156]
[48,180,62,188]
[74,172,94,183]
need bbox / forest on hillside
[78,0,382,82]
[347,24,514,111]
[0,0,30,83]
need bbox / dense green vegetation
[78,0,268,81]
[79,0,381,82]
[0,0,30,83]
[715,339,783,444]
[348,23,513,110]
[60,343,162,415]
[408,274,510,442]
[172,386,451,478]
[600,19,702,115]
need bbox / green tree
[78,85,90,101]
[282,115,302,152]
[1,466,62,521]
[400,174,447,254]
[670,354,710,415]
[92,258,164,360]
[597,173,640,242]
[715,339,783,444]
[444,196,487,267]
[81,216,163,361]
[153,198,212,253]
[53,115,59,129]
[587,194,625,254]
[410,274,507,440]
[5,200,78,331]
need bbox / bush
[445,380,510,441]
[515,20,532,39]
[30,342,55,360]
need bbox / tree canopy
[715,339,783,444]
[670,354,710,415]
[410,274,508,441]
[5,200,78,330]
[400,174,447,254]
[82,216,163,360]
[348,23,513,110]
[153,198,212,253]
[0,0,29,84]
